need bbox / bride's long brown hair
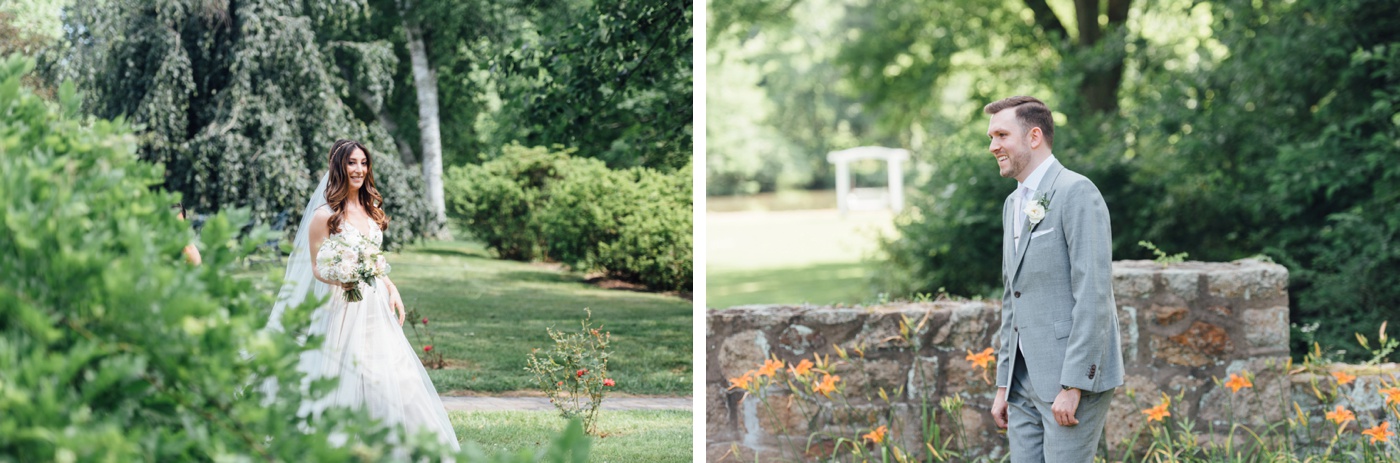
[325,139,390,234]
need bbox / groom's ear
[1027,126,1044,149]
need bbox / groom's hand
[992,387,1009,429]
[1052,387,1082,427]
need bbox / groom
[984,96,1123,462]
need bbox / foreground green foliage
[445,144,693,292]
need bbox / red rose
[603,379,615,387]
[576,369,588,378]
[422,317,429,325]
[423,345,433,352]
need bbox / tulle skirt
[297,278,460,451]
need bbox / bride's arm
[382,275,406,325]
[308,208,354,289]
[381,276,399,296]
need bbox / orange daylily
[1381,387,1400,406]
[1326,405,1356,426]
[965,347,995,370]
[1224,373,1253,393]
[1331,370,1357,386]
[789,359,814,377]
[757,358,785,378]
[728,371,756,391]
[1363,421,1395,444]
[1141,393,1171,422]
[863,425,887,444]
[813,374,840,397]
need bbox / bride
[265,139,460,451]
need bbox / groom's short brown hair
[984,96,1054,149]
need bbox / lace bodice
[318,204,384,248]
[335,219,383,249]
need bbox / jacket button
[1014,291,1021,298]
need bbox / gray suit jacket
[995,160,1124,404]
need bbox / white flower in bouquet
[376,254,391,275]
[316,235,389,302]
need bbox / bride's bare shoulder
[310,206,334,232]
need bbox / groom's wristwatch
[1061,385,1078,392]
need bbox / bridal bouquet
[316,234,390,302]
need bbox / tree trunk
[1079,0,1131,114]
[1028,0,1131,114]
[403,19,449,238]
[356,90,418,164]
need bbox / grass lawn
[707,261,880,309]
[452,410,691,463]
[707,206,893,308]
[242,238,691,395]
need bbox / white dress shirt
[1013,154,1058,250]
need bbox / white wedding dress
[296,212,461,451]
[264,173,459,453]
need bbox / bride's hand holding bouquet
[315,233,390,302]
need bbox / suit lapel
[1009,161,1065,284]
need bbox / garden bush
[444,144,574,261]
[0,55,584,462]
[446,144,694,292]
[535,156,628,270]
[591,164,694,292]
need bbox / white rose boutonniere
[1024,194,1050,225]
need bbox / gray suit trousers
[1007,348,1114,463]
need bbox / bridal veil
[265,173,330,334]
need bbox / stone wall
[706,259,1292,461]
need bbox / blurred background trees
[707,0,1400,362]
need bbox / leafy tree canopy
[51,0,436,248]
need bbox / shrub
[444,144,575,261]
[447,144,694,292]
[535,157,626,269]
[592,164,694,292]
[525,310,615,436]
